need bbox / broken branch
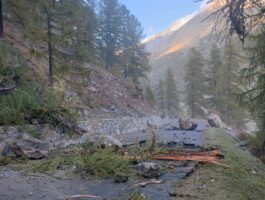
[63,194,100,199]
[132,179,163,187]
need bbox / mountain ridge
[144,0,229,101]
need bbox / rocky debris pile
[82,66,154,118]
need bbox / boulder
[208,114,223,128]
[178,118,198,131]
[186,123,198,131]
[178,118,190,130]
[1,143,45,160]
[22,149,45,160]
[113,174,128,183]
[135,162,161,178]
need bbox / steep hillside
[144,0,230,93]
[3,21,154,119]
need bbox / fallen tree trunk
[153,155,221,164]
[168,149,223,157]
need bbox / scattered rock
[135,162,161,178]
[1,143,24,157]
[167,141,178,147]
[168,191,177,197]
[113,174,128,183]
[23,148,45,160]
[1,143,45,160]
[96,135,123,148]
[186,123,198,131]
[237,141,247,147]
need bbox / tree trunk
[47,11,53,85]
[0,0,4,38]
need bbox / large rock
[208,114,223,128]
[1,143,45,160]
[135,162,161,178]
[178,118,198,131]
[178,118,189,130]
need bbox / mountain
[144,0,227,93]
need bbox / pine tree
[145,85,156,106]
[240,29,265,152]
[156,79,165,111]
[165,67,179,117]
[205,44,223,111]
[221,41,245,126]
[97,0,122,71]
[119,6,150,82]
[6,0,96,85]
[185,48,205,118]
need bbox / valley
[1,0,265,200]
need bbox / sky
[119,0,204,37]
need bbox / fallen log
[168,150,223,157]
[153,155,222,165]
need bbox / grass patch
[176,128,265,200]
[79,141,131,177]
[128,193,147,200]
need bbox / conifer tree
[185,48,205,118]
[119,6,150,82]
[97,0,122,71]
[165,67,179,117]
[205,44,223,111]
[145,85,156,106]
[6,0,96,85]
[240,29,265,151]
[156,79,165,111]
[221,41,245,126]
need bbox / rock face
[135,162,161,178]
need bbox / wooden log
[153,155,222,165]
